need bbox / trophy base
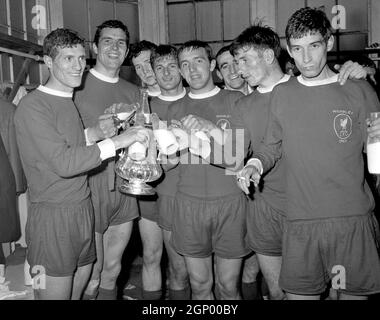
[119,181,155,196]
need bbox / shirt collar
[188,86,221,99]
[297,74,339,87]
[37,85,73,97]
[158,88,187,101]
[90,68,119,83]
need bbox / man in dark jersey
[185,28,368,300]
[215,44,263,300]
[167,40,249,299]
[14,28,148,300]
[74,20,140,300]
[122,40,164,300]
[240,7,380,300]
[150,45,190,300]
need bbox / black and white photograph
[1,0,380,310]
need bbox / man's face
[178,47,216,93]
[132,50,157,86]
[287,32,333,80]
[46,45,86,91]
[216,51,245,91]
[234,46,268,88]
[93,27,128,72]
[153,55,182,92]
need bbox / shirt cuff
[97,138,116,161]
[245,158,263,175]
[84,128,93,146]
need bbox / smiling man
[215,45,252,95]
[149,45,189,300]
[14,28,147,300]
[74,20,141,300]
[167,40,249,300]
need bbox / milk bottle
[367,112,380,174]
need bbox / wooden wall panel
[9,0,24,39]
[223,0,250,40]
[0,0,7,34]
[339,0,368,32]
[115,2,139,44]
[62,0,88,39]
[276,0,304,36]
[168,3,195,43]
[195,1,222,42]
[89,0,113,42]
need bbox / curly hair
[93,20,130,47]
[43,28,85,59]
[285,7,332,46]
[230,23,281,59]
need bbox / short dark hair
[129,40,158,62]
[150,45,178,69]
[93,20,130,47]
[230,23,281,58]
[177,40,214,62]
[285,7,332,46]
[43,28,85,59]
[215,44,233,70]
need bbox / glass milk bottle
[367,112,380,174]
[140,88,152,125]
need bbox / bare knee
[190,274,213,295]
[169,259,188,286]
[143,246,162,268]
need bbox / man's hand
[181,114,217,133]
[112,126,150,150]
[236,164,261,195]
[335,60,367,85]
[104,102,137,115]
[86,114,117,144]
[98,114,118,138]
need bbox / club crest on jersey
[333,113,352,141]
[216,118,231,130]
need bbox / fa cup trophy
[115,89,162,195]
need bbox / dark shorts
[246,198,285,256]
[157,194,176,231]
[280,213,380,296]
[138,194,159,223]
[26,198,96,277]
[90,172,139,234]
[171,192,249,259]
